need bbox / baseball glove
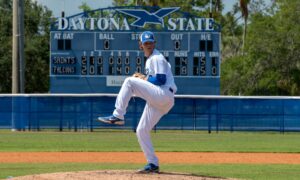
[132,72,146,80]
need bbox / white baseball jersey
[112,49,177,166]
[145,49,177,93]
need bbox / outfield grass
[0,130,299,152]
[0,130,300,179]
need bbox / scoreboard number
[174,40,180,50]
[125,56,130,75]
[200,57,206,76]
[109,56,114,75]
[117,56,122,75]
[97,56,103,75]
[117,56,122,65]
[211,57,217,76]
[125,56,130,65]
[89,56,95,75]
[136,56,142,73]
[175,57,188,76]
[81,56,87,75]
[116,66,122,75]
[104,40,110,50]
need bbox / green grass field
[1,130,300,179]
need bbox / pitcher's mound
[10,170,230,180]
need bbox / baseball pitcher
[97,31,177,173]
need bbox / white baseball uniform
[112,49,177,166]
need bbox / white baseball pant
[113,77,174,166]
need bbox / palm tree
[240,0,250,55]
[134,0,163,6]
[215,0,222,12]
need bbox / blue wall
[1,95,300,132]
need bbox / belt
[169,88,174,93]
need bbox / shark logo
[116,7,180,27]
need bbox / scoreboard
[50,6,221,95]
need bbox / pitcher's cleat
[137,163,159,173]
[97,115,125,125]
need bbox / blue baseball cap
[140,31,155,44]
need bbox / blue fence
[0,94,300,132]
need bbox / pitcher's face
[140,41,155,57]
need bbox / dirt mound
[9,170,230,180]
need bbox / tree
[0,0,52,93]
[239,0,250,55]
[221,0,300,95]
[221,11,243,59]
[0,0,13,92]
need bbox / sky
[34,0,236,18]
[34,0,113,17]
